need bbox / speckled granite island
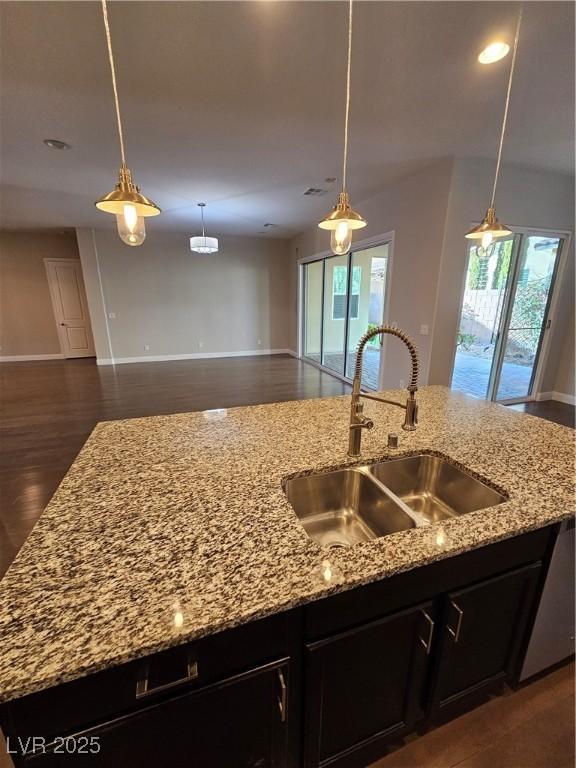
[0,386,573,767]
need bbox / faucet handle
[402,393,418,431]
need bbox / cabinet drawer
[4,611,291,742]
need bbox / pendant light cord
[101,0,127,167]
[490,3,523,208]
[342,0,354,192]
[200,205,206,238]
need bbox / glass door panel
[303,260,323,364]
[451,237,516,399]
[495,236,563,401]
[322,255,348,375]
[345,244,389,389]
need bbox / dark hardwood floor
[0,355,574,768]
[507,399,575,428]
[371,660,575,768]
[0,355,348,576]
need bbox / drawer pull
[447,600,464,643]
[277,669,287,722]
[418,610,435,654]
[136,660,198,699]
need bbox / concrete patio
[451,349,533,400]
[306,348,533,401]
[306,347,381,390]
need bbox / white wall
[429,158,575,389]
[77,228,292,363]
[0,231,80,358]
[290,158,454,388]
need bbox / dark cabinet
[26,659,290,768]
[303,602,435,768]
[430,562,541,715]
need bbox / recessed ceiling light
[478,42,510,64]
[43,138,71,150]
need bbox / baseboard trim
[96,349,295,366]
[536,390,576,405]
[0,353,65,362]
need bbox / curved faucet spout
[348,325,419,457]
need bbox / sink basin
[368,454,507,522]
[284,468,416,548]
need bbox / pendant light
[95,0,160,246]
[190,203,219,254]
[466,5,523,253]
[318,0,366,255]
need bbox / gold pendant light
[95,0,160,246]
[319,0,366,255]
[466,5,523,251]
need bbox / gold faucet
[348,325,419,457]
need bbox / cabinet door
[304,602,435,768]
[431,562,541,714]
[26,660,289,768]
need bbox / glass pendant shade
[190,235,219,254]
[465,207,512,245]
[330,221,353,255]
[116,203,146,246]
[319,192,366,255]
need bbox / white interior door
[44,258,95,358]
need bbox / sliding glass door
[451,231,565,403]
[301,243,390,390]
[322,254,349,376]
[451,236,516,400]
[345,245,389,387]
[303,260,323,364]
[494,235,564,400]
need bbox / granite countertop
[0,386,573,703]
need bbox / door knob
[60,323,67,326]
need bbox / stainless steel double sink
[284,454,507,548]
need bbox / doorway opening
[301,242,390,390]
[451,231,567,403]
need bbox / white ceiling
[1,1,574,238]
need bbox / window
[333,265,361,319]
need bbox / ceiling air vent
[303,187,327,197]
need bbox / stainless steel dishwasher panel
[520,520,575,680]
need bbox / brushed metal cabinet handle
[418,610,435,654]
[135,660,198,699]
[277,668,287,722]
[447,600,464,643]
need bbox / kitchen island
[0,386,573,766]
